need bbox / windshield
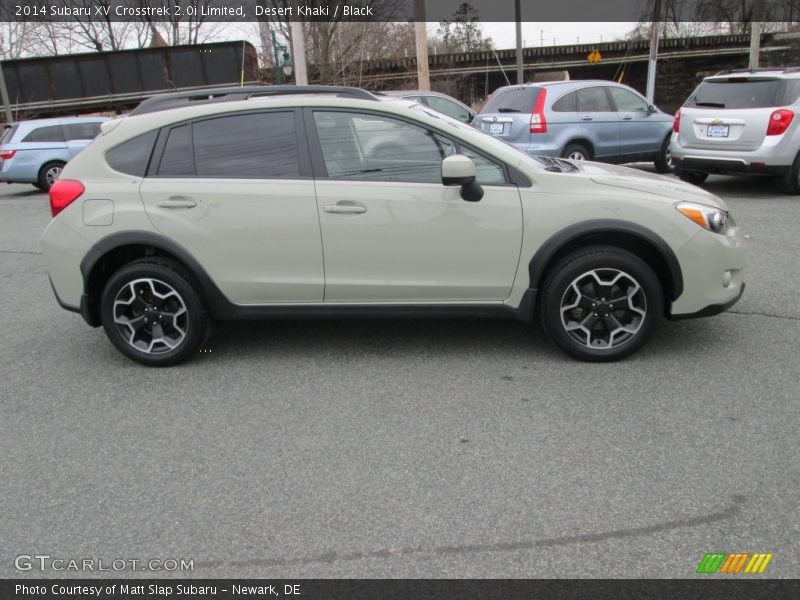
[410,104,546,170]
[686,78,786,109]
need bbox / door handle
[581,115,593,121]
[621,116,633,121]
[158,197,197,209]
[323,204,366,214]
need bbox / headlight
[675,202,729,234]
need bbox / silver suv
[671,68,800,192]
[41,85,745,366]
[475,80,675,172]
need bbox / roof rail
[130,85,379,115]
[713,67,791,76]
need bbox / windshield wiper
[497,108,521,113]
[694,101,726,108]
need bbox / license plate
[707,124,729,138]
[489,123,504,135]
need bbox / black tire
[561,142,591,161]
[676,169,708,185]
[654,135,674,173]
[33,182,46,191]
[779,151,800,194]
[37,161,66,192]
[100,258,208,366]
[539,246,663,362]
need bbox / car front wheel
[100,258,208,366]
[539,247,663,361]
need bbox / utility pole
[749,0,765,69]
[414,0,430,91]
[514,0,523,84]
[0,60,13,124]
[289,21,308,85]
[645,0,662,103]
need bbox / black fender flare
[79,230,236,323]
[527,219,684,300]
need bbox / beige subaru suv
[41,85,745,366]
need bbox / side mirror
[442,154,483,202]
[647,104,657,114]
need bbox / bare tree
[435,2,494,54]
[0,22,34,59]
[137,0,227,46]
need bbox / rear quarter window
[106,130,158,177]
[1,124,18,145]
[686,78,786,109]
[481,87,541,114]
[551,91,577,112]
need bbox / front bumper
[669,224,745,318]
[669,282,744,320]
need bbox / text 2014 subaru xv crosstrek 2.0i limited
[41,85,745,366]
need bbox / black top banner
[2,0,797,23]
[3,579,800,600]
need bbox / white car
[42,85,745,366]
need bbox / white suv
[671,68,800,192]
[41,85,745,366]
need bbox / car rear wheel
[654,136,674,173]
[539,246,663,361]
[562,143,591,161]
[100,258,208,366]
[779,151,800,194]
[676,169,708,185]
[37,161,66,192]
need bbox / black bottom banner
[3,579,800,600]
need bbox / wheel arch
[562,138,595,159]
[79,231,232,326]
[527,220,684,314]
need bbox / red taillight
[673,109,681,133]
[766,109,794,136]
[0,149,16,160]
[49,180,84,217]
[530,89,548,134]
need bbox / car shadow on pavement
[205,318,563,360]
[197,315,727,364]
[0,186,42,199]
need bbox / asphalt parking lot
[0,171,797,579]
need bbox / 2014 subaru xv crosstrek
[41,85,745,366]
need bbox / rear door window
[481,87,541,114]
[64,122,102,141]
[192,112,300,178]
[21,125,65,143]
[686,79,786,109]
[577,87,613,112]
